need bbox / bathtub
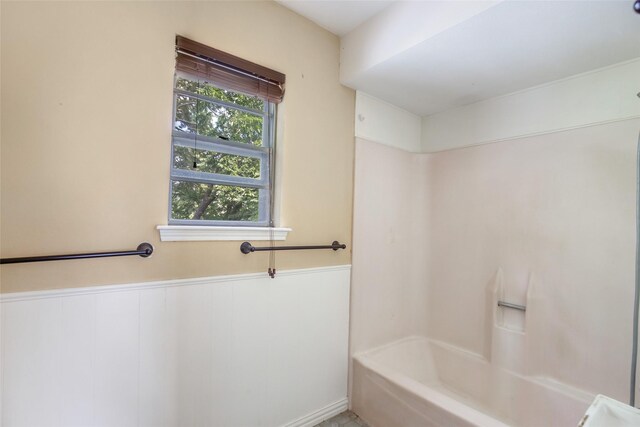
[351,337,593,427]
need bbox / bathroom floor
[315,411,369,427]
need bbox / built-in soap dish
[490,268,530,333]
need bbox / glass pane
[176,77,264,111]
[171,181,259,222]
[174,94,264,146]
[173,146,260,178]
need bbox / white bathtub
[351,337,593,427]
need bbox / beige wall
[0,1,355,293]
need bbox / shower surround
[350,116,640,425]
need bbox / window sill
[156,225,291,242]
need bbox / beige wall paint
[0,1,355,293]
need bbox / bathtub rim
[353,335,595,426]
[356,335,594,402]
[354,337,511,427]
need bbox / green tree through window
[170,76,273,224]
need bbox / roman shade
[176,36,286,104]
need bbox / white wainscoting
[0,266,351,427]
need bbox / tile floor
[314,410,369,427]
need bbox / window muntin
[169,73,274,226]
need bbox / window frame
[168,71,275,227]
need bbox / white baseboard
[282,398,349,427]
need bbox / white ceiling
[279,0,640,116]
[276,0,394,36]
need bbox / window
[170,76,273,225]
[170,36,285,227]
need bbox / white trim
[447,57,640,109]
[355,91,422,153]
[0,265,352,303]
[281,398,349,427]
[157,225,291,241]
[424,115,640,154]
[421,57,640,153]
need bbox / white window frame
[168,72,275,227]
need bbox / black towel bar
[0,243,154,264]
[240,241,346,254]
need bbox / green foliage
[171,77,267,222]
[171,181,259,222]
